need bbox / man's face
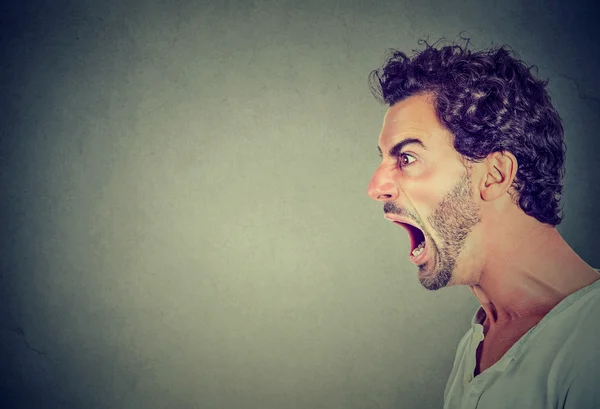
[367,94,481,290]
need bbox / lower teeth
[412,241,426,257]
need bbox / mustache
[383,202,423,229]
[383,202,408,216]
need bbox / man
[367,42,600,408]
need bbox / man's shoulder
[525,280,600,373]
[548,277,600,339]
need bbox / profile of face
[367,94,481,290]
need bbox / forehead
[379,94,453,148]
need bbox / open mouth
[393,221,427,262]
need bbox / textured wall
[1,1,599,408]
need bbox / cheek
[404,169,451,212]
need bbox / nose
[367,165,399,202]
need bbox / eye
[398,153,416,167]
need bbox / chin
[417,261,453,291]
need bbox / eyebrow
[377,137,428,157]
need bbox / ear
[480,151,518,201]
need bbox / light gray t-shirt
[443,278,600,409]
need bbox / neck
[467,216,599,330]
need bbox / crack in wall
[10,326,49,358]
[558,74,600,106]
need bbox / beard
[420,170,481,290]
[385,170,481,290]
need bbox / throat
[474,324,533,377]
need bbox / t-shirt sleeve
[562,353,600,409]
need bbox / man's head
[367,42,566,290]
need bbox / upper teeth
[411,241,426,257]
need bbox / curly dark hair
[369,40,566,226]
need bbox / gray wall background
[1,1,599,408]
